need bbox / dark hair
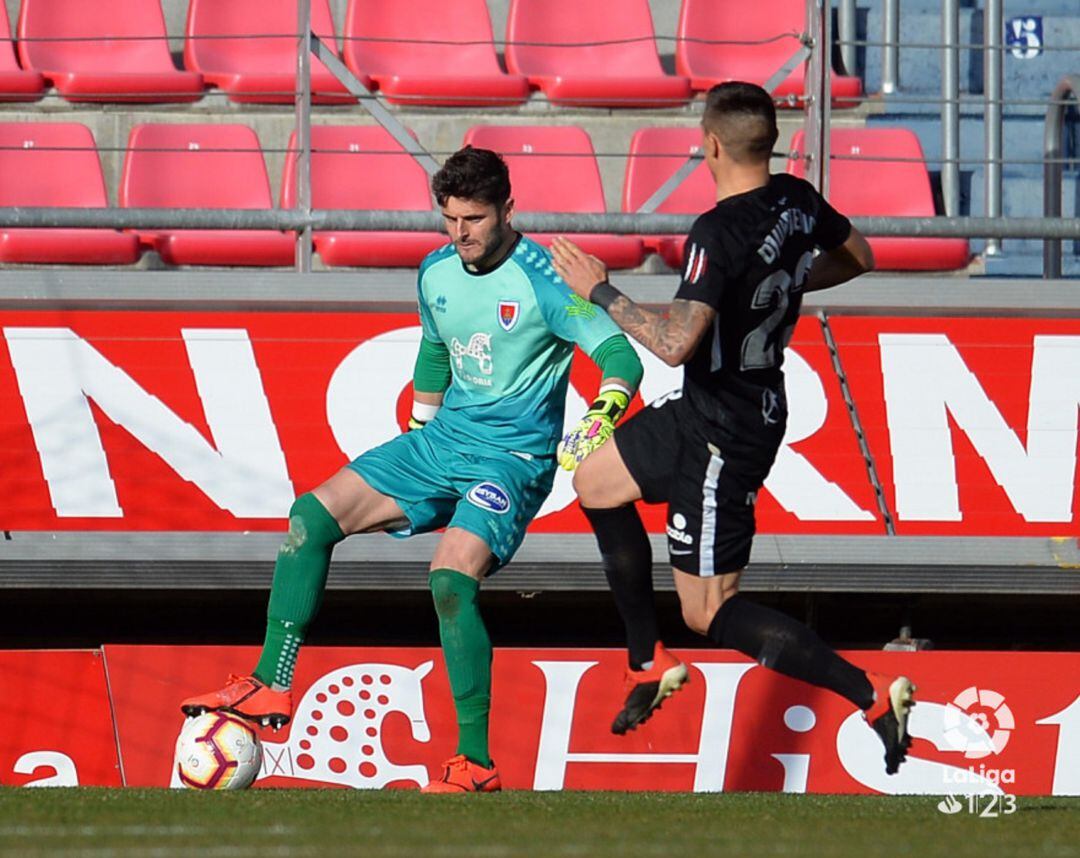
[702,82,779,164]
[431,146,511,208]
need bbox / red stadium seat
[622,126,716,269]
[0,5,43,101]
[676,0,861,105]
[185,0,356,104]
[344,0,528,107]
[505,0,690,108]
[464,125,645,268]
[17,0,203,103]
[120,124,294,266]
[281,125,443,267]
[0,123,140,264]
[788,128,970,270]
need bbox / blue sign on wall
[1005,16,1043,60]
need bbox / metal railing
[1043,75,1080,279]
[0,0,1077,278]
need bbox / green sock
[253,493,344,689]
[429,568,492,768]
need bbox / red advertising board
[0,311,1075,536]
[0,650,121,787]
[0,310,882,536]
[830,316,1080,535]
[105,645,1080,795]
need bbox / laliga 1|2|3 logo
[937,685,1018,815]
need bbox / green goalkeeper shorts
[347,418,556,568]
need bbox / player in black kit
[551,82,915,775]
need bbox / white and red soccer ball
[175,712,263,790]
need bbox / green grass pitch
[1,789,1078,857]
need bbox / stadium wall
[3,644,1079,795]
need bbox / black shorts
[615,385,785,576]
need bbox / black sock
[707,594,874,710]
[582,504,658,670]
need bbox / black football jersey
[675,173,851,400]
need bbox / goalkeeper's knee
[279,493,345,557]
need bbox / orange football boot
[864,672,917,775]
[421,755,502,794]
[180,674,292,730]
[611,641,689,735]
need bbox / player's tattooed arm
[605,296,713,367]
[551,236,714,366]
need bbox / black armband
[590,281,625,312]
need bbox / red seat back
[344,0,503,76]
[185,0,340,74]
[1,4,23,72]
[788,128,936,217]
[0,122,108,206]
[463,126,608,213]
[678,0,827,91]
[622,127,715,214]
[18,0,178,74]
[506,0,666,78]
[120,124,274,209]
[280,125,432,211]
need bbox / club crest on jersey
[497,300,520,332]
[684,242,708,284]
[467,482,511,514]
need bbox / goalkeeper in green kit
[180,146,642,793]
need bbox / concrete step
[981,249,1080,277]
[967,167,1079,218]
[866,112,1073,167]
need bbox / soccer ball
[174,712,263,790]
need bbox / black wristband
[590,281,624,312]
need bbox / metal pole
[1,208,1079,238]
[295,0,313,273]
[882,0,899,94]
[838,0,857,77]
[984,0,1003,255]
[1043,75,1080,278]
[820,0,832,198]
[942,0,960,216]
[804,0,827,193]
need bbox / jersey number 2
[738,250,814,370]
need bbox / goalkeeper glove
[557,387,630,472]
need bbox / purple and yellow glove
[557,387,630,472]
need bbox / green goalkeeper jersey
[417,234,622,456]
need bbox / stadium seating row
[0,0,860,107]
[0,121,968,270]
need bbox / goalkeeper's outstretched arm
[557,333,643,472]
